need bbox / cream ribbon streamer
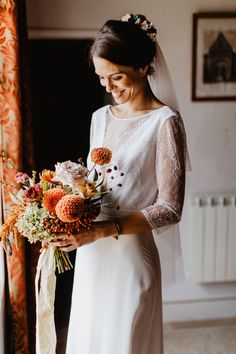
[35,245,57,354]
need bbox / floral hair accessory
[120,13,157,41]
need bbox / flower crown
[120,13,157,41]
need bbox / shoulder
[159,107,186,143]
[89,105,109,146]
[160,105,179,120]
[158,106,183,128]
[90,105,109,132]
[148,105,179,131]
[92,105,109,119]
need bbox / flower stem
[54,248,73,273]
[87,164,96,177]
[1,151,18,171]
[0,179,18,191]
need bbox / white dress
[66,105,186,354]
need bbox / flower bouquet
[0,147,123,271]
[0,147,124,354]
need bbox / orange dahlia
[55,195,84,223]
[91,147,112,165]
[42,188,67,215]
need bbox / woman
[54,13,188,354]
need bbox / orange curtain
[0,1,36,353]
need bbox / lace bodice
[89,105,186,233]
[103,109,149,152]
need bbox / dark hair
[90,20,156,72]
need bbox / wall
[25,0,236,322]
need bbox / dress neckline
[107,104,168,120]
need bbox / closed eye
[112,76,122,81]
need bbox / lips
[112,90,125,99]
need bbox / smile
[112,90,125,98]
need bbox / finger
[50,239,72,247]
[59,245,77,252]
[52,234,68,240]
[49,240,62,247]
[58,237,89,250]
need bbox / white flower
[16,203,51,243]
[121,13,131,22]
[52,161,88,189]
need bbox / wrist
[93,220,119,240]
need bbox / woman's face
[93,57,146,104]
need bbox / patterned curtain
[0,1,37,353]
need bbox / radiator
[189,195,236,283]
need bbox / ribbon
[35,245,57,354]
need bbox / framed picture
[192,12,236,101]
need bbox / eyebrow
[95,71,122,77]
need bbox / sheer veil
[148,41,180,112]
[147,40,192,286]
[148,41,192,171]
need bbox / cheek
[123,79,134,90]
[126,82,136,97]
[124,74,140,88]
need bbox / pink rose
[34,183,42,193]
[15,172,30,184]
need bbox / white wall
[25,0,236,322]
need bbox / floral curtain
[0,247,5,353]
[0,1,36,353]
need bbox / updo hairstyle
[90,20,156,74]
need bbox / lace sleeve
[141,114,186,233]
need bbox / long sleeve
[141,114,186,233]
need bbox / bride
[53,13,188,354]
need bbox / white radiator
[189,195,236,283]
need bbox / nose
[105,78,115,93]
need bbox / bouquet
[0,147,123,272]
[0,147,124,354]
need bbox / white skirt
[66,231,163,354]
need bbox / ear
[139,65,149,77]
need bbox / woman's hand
[49,220,119,252]
[49,228,98,252]
[48,211,151,252]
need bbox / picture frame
[192,12,236,101]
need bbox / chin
[113,98,123,104]
[114,98,125,104]
[113,96,130,105]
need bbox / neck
[117,79,162,116]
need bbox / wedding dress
[65,104,186,354]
